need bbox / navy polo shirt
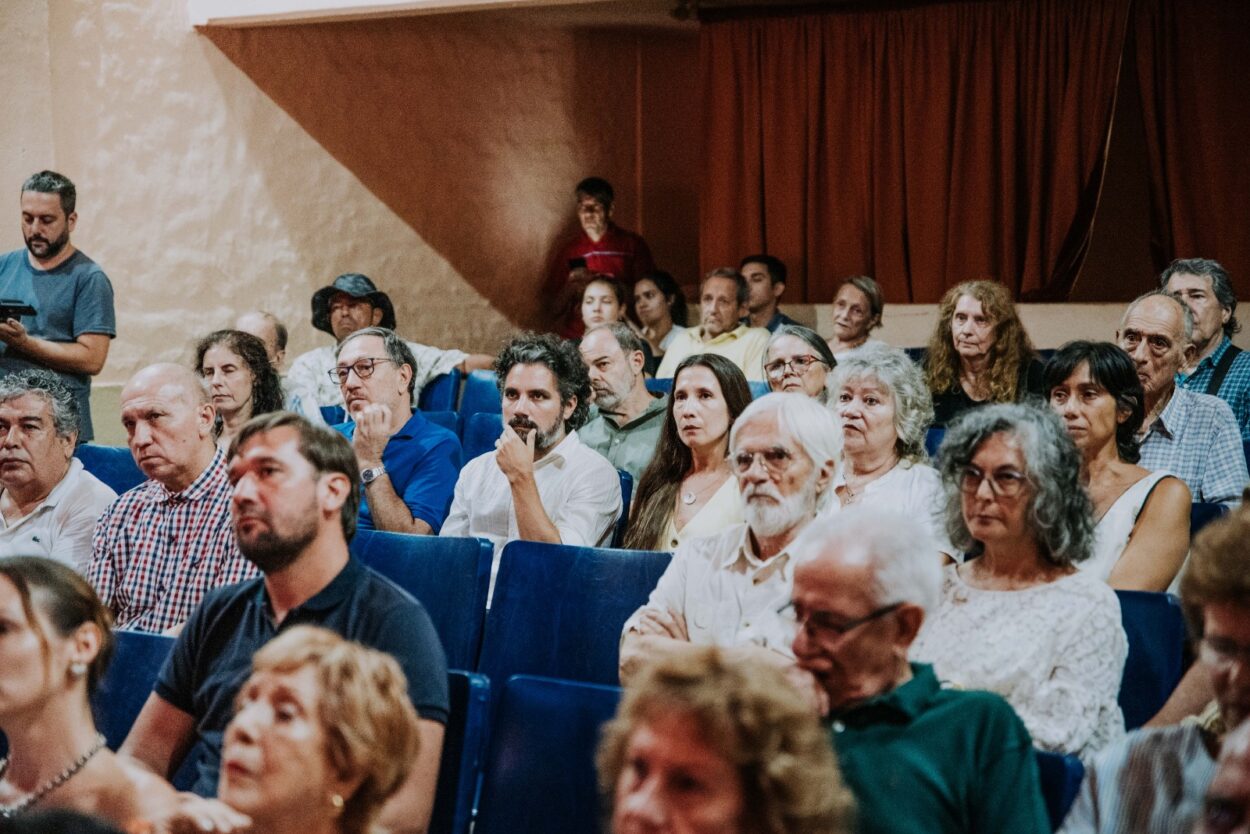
[335,409,461,533]
[154,557,450,797]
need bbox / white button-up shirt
[0,458,117,572]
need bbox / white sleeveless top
[1083,470,1173,581]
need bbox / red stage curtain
[700,0,1132,302]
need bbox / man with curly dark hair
[441,332,621,601]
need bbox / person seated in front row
[88,364,255,634]
[656,268,770,382]
[1197,716,1250,834]
[332,326,460,535]
[826,275,886,356]
[0,557,177,826]
[441,332,621,601]
[158,626,422,834]
[1060,507,1250,834]
[119,412,448,834]
[194,330,284,452]
[923,279,1044,426]
[822,344,953,561]
[1045,340,1191,591]
[622,354,751,553]
[0,369,116,571]
[619,393,838,683]
[788,506,1051,834]
[763,324,837,403]
[598,647,854,834]
[578,323,667,482]
[911,403,1127,760]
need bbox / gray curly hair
[827,344,933,463]
[936,402,1093,566]
[0,368,80,440]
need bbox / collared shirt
[740,309,800,333]
[0,458,117,572]
[154,557,449,797]
[440,430,621,599]
[831,663,1050,834]
[622,522,797,656]
[655,324,771,381]
[334,409,461,533]
[285,341,467,424]
[578,394,667,481]
[820,460,955,558]
[1138,385,1247,505]
[87,448,257,633]
[1058,722,1215,834]
[1177,337,1250,440]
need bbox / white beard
[744,480,818,538]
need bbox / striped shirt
[87,448,257,633]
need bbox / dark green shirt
[831,663,1049,834]
[578,393,667,481]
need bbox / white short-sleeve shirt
[0,458,117,572]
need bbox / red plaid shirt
[88,448,258,633]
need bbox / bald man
[87,364,257,633]
[235,311,287,370]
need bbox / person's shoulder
[289,345,333,368]
[1054,569,1120,604]
[740,325,771,344]
[930,681,1031,736]
[65,464,119,505]
[0,249,26,272]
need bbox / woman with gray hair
[910,403,1127,761]
[822,344,952,560]
[763,325,837,402]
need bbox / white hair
[790,506,942,617]
[728,393,841,510]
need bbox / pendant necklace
[681,473,724,505]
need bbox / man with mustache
[0,171,115,442]
[655,267,771,381]
[618,392,838,683]
[577,322,667,480]
[441,332,621,601]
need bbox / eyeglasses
[781,601,903,644]
[957,466,1029,498]
[731,447,796,476]
[328,357,394,384]
[1200,636,1250,671]
[764,355,827,380]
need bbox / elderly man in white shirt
[441,333,621,600]
[0,369,115,571]
[618,392,838,682]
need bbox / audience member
[789,506,1050,834]
[0,557,176,826]
[120,412,448,833]
[1163,258,1250,440]
[823,344,952,559]
[1198,714,1250,834]
[826,275,885,356]
[620,393,837,682]
[924,279,1043,426]
[623,355,750,552]
[285,273,490,423]
[656,268,770,381]
[739,254,799,332]
[578,323,667,481]
[581,275,628,331]
[194,330,284,451]
[0,171,115,443]
[441,332,621,598]
[331,327,459,535]
[599,648,854,834]
[764,324,836,402]
[158,626,422,834]
[1045,340,1190,590]
[88,364,254,633]
[233,311,287,371]
[0,370,115,570]
[913,403,1126,759]
[1061,506,1250,833]
[633,270,688,364]
[1117,290,1247,504]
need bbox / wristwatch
[361,465,387,486]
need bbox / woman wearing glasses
[763,325,837,402]
[911,403,1127,761]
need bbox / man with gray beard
[618,392,838,683]
[577,322,667,480]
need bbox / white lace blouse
[910,564,1128,761]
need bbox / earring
[70,661,88,678]
[330,793,345,813]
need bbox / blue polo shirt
[335,409,461,533]
[154,557,449,797]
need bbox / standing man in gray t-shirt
[0,171,115,442]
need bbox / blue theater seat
[1115,590,1188,730]
[423,409,459,435]
[1035,749,1084,831]
[461,411,502,462]
[924,426,946,457]
[1191,502,1230,537]
[748,380,771,398]
[645,377,672,395]
[93,629,175,750]
[433,670,490,834]
[460,369,501,416]
[74,444,146,494]
[613,470,633,547]
[419,369,463,412]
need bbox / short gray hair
[1122,290,1194,344]
[791,506,942,617]
[1160,257,1240,338]
[587,321,646,359]
[828,344,933,463]
[335,326,419,403]
[936,403,1093,567]
[729,393,841,511]
[0,369,80,439]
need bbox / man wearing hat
[286,273,491,423]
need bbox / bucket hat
[311,273,397,336]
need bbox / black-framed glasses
[731,447,796,476]
[957,466,1029,498]
[329,357,394,384]
[781,601,903,643]
[764,354,828,380]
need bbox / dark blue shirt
[740,310,800,333]
[154,557,450,797]
[335,409,461,533]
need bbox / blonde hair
[925,280,1036,403]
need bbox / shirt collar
[696,324,749,345]
[1152,385,1190,440]
[257,556,364,617]
[832,663,938,726]
[534,429,581,471]
[153,447,226,503]
[724,522,795,582]
[40,457,85,510]
[609,393,668,431]
[392,408,426,439]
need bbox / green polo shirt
[831,663,1049,834]
[578,393,667,481]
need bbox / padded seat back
[1115,590,1188,730]
[419,369,463,412]
[75,444,146,495]
[94,630,175,749]
[460,369,502,416]
[1035,749,1084,831]
[431,670,490,834]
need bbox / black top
[931,358,1046,427]
[155,557,449,796]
